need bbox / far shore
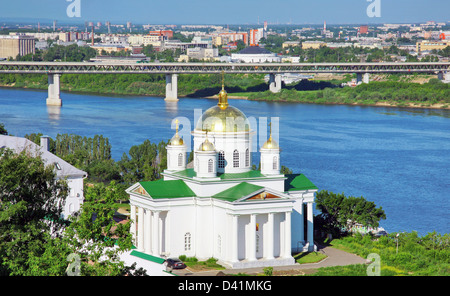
[206,93,450,110]
[1,84,449,111]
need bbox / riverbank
[1,74,449,110]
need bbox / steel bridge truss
[0,62,449,74]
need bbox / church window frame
[233,150,239,168]
[218,151,225,169]
[208,159,214,173]
[178,153,183,167]
[273,156,278,170]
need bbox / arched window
[233,150,239,168]
[218,151,225,168]
[245,148,249,167]
[178,153,183,167]
[273,156,278,170]
[184,232,191,251]
[208,159,214,173]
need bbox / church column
[307,202,314,252]
[144,209,152,254]
[130,204,136,246]
[153,211,160,256]
[137,207,144,251]
[231,214,239,263]
[248,214,257,261]
[265,212,275,260]
[283,211,292,258]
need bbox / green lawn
[294,251,327,264]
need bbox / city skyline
[0,0,449,26]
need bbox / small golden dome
[170,119,184,146]
[199,137,215,151]
[262,122,279,149]
[170,134,184,146]
[262,136,279,149]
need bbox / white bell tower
[260,122,281,176]
[166,119,187,171]
[194,133,218,179]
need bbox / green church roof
[139,179,196,199]
[170,168,283,181]
[212,182,264,202]
[284,174,318,191]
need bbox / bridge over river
[1,61,448,106]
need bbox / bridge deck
[0,62,448,74]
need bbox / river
[0,87,449,235]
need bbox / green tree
[0,123,7,135]
[63,181,133,276]
[315,190,385,236]
[0,148,69,275]
[118,139,168,184]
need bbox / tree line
[23,132,168,186]
[248,78,450,106]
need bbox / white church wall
[63,177,84,218]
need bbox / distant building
[301,41,326,49]
[178,47,219,62]
[231,46,281,63]
[0,135,87,219]
[282,41,301,49]
[249,28,265,46]
[90,44,128,54]
[360,25,369,35]
[0,34,35,59]
[416,40,449,53]
[148,30,173,39]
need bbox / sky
[0,0,449,25]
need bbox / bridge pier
[437,71,450,83]
[46,74,62,106]
[165,74,178,101]
[356,73,370,84]
[269,73,282,93]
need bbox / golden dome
[261,122,279,149]
[198,137,215,151]
[195,72,250,133]
[262,135,279,149]
[170,134,184,146]
[195,105,250,133]
[170,119,184,146]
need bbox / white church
[126,82,318,269]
